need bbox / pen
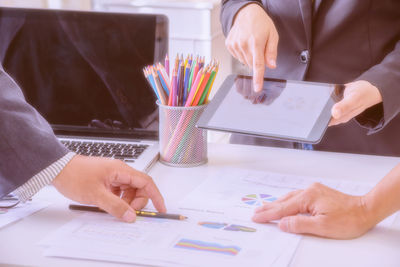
[69,204,187,220]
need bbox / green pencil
[198,68,216,105]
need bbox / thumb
[331,92,360,119]
[98,190,137,223]
[279,215,319,235]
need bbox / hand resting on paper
[329,80,382,126]
[252,183,373,239]
[52,155,166,223]
[252,164,400,239]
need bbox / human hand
[225,3,279,92]
[234,77,266,104]
[52,155,166,222]
[329,80,382,126]
[252,183,376,239]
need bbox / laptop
[0,7,168,172]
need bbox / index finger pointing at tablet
[252,42,266,93]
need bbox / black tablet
[197,75,343,144]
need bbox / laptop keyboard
[60,140,149,163]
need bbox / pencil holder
[158,101,208,167]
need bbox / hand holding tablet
[197,75,343,144]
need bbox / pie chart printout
[241,194,277,206]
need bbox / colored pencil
[142,55,220,165]
[185,68,203,107]
[183,62,191,104]
[189,68,206,106]
[199,65,217,105]
[192,67,212,106]
[169,68,177,106]
[205,63,219,103]
[158,63,171,88]
[143,68,161,101]
[188,54,193,68]
[152,68,167,105]
[165,54,170,77]
[188,56,197,92]
[156,67,170,97]
[177,61,185,106]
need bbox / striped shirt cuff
[13,152,76,202]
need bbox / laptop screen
[0,7,168,139]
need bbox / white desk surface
[1,143,400,267]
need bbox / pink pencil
[169,69,177,106]
[184,68,203,107]
[165,54,170,77]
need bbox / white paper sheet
[43,211,300,267]
[0,200,49,229]
[179,168,397,228]
[42,168,397,267]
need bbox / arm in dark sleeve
[0,66,68,198]
[220,0,265,36]
[356,41,400,134]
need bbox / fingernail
[280,217,289,232]
[269,59,276,68]
[122,209,136,223]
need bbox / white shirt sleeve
[13,152,76,202]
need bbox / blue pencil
[183,63,191,104]
[176,61,182,103]
[156,68,170,96]
[143,68,160,101]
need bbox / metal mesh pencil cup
[158,101,208,167]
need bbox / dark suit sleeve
[355,41,400,134]
[221,0,265,36]
[0,66,68,198]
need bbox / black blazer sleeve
[0,66,68,198]
[356,40,400,134]
[221,0,265,37]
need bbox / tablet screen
[206,75,337,140]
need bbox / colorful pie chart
[241,193,277,206]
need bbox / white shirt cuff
[13,152,76,202]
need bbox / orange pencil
[185,68,203,107]
[205,63,219,103]
[192,67,211,106]
[189,68,206,106]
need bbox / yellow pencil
[190,66,207,106]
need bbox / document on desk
[41,168,397,266]
[42,211,298,267]
[178,168,397,228]
[0,200,49,229]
